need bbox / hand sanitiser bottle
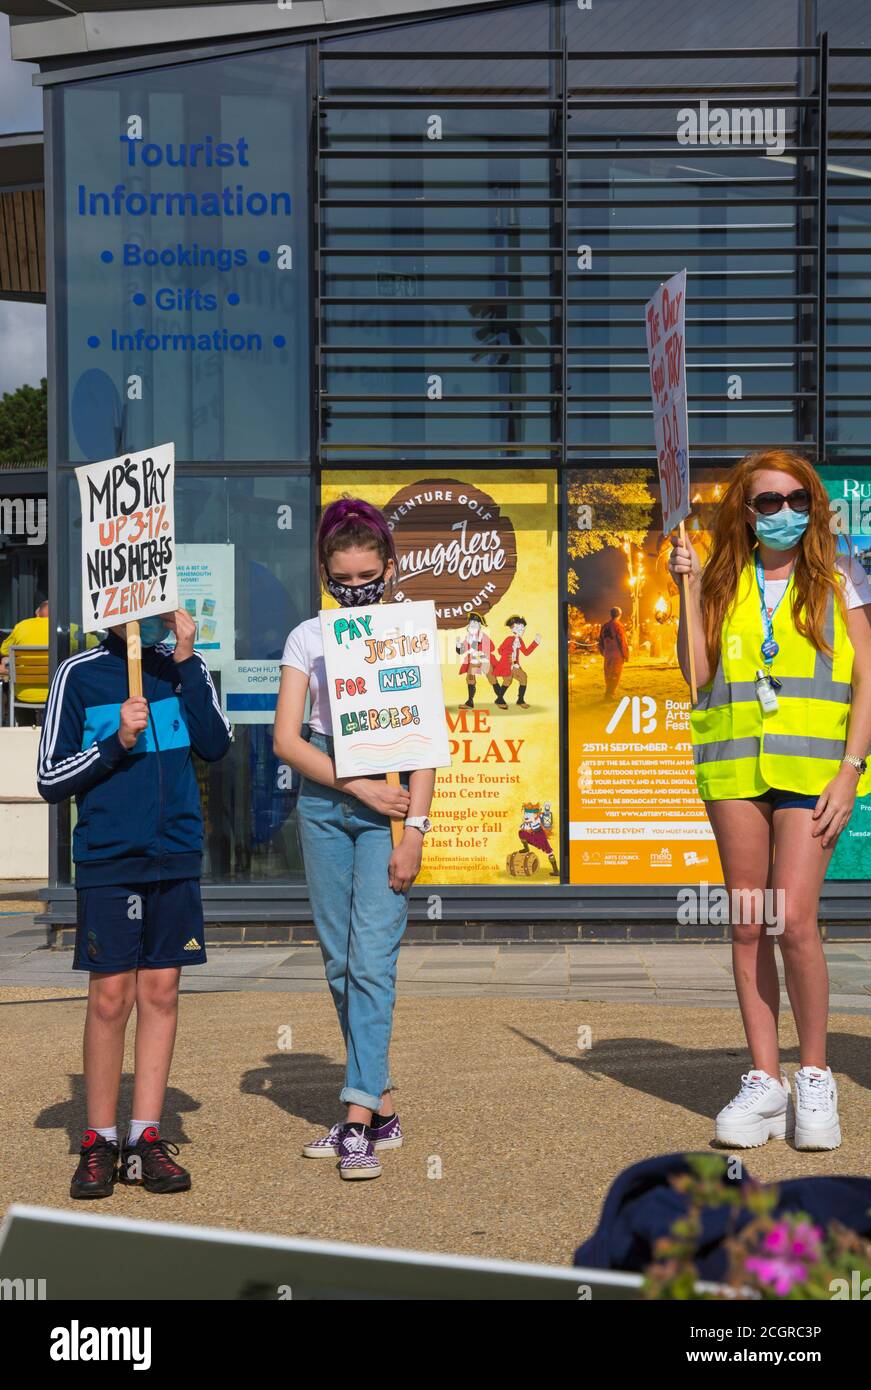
[755,670,779,714]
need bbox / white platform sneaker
[714,1069,793,1148]
[793,1066,842,1151]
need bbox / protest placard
[644,269,697,701]
[75,442,177,694]
[320,600,451,842]
[645,268,691,535]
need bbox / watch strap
[405,816,431,834]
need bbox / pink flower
[746,1254,808,1296]
[761,1219,823,1263]
[790,1223,823,1261]
[762,1223,791,1256]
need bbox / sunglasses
[747,489,811,517]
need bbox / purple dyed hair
[317,496,399,580]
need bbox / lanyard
[754,552,792,667]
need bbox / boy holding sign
[38,610,230,1198]
[38,445,231,1200]
[274,499,442,1181]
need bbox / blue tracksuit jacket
[37,630,231,887]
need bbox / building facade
[5,0,871,938]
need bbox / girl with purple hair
[273,497,436,1181]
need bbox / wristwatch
[404,816,432,835]
[842,754,868,776]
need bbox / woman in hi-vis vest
[669,449,871,1152]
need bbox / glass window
[826,48,871,455]
[324,2,555,58]
[565,0,798,57]
[55,47,310,465]
[0,488,48,632]
[60,470,312,884]
[820,0,871,46]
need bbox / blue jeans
[296,731,410,1111]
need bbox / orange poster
[568,468,725,886]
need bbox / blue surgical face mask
[753,506,810,551]
[138,616,171,646]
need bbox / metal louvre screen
[315,1,871,471]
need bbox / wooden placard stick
[127,619,143,698]
[678,519,698,706]
[386,770,405,848]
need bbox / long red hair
[701,449,844,673]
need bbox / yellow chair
[7,645,49,726]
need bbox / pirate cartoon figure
[492,616,542,709]
[518,801,559,876]
[455,613,500,709]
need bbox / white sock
[93,1125,118,1144]
[127,1119,159,1146]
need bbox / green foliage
[0,378,48,465]
[567,468,655,563]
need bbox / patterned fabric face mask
[325,572,387,608]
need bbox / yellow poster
[323,470,561,885]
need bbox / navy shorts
[750,786,818,811]
[74,878,207,973]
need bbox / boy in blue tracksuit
[37,609,231,1199]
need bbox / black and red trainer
[118,1126,191,1194]
[70,1129,119,1199]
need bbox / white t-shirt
[280,617,332,734]
[763,554,871,617]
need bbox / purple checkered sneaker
[369,1113,403,1152]
[302,1122,345,1159]
[338,1128,382,1181]
[303,1114,403,1158]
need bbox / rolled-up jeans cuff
[340,1085,382,1111]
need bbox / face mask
[137,616,171,646]
[753,506,809,551]
[325,572,386,608]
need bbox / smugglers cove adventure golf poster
[322,471,560,886]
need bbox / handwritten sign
[75,443,177,634]
[320,599,452,777]
[645,268,691,534]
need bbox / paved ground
[2,915,870,1268]
[3,913,871,1011]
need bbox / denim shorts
[749,786,818,810]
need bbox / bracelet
[842,754,866,776]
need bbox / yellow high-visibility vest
[690,558,871,800]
